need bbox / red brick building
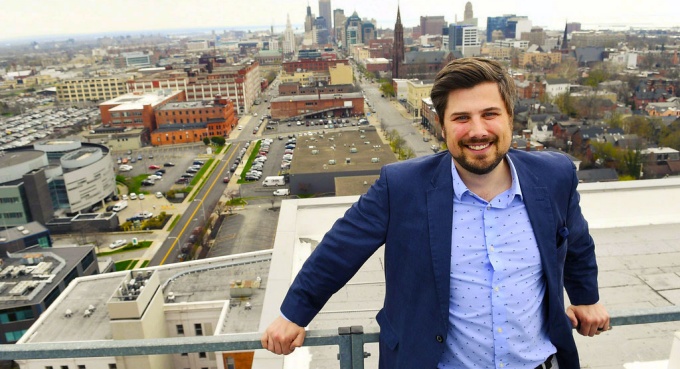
[270,92,364,120]
[99,90,186,132]
[278,83,355,96]
[150,96,238,146]
[282,59,349,73]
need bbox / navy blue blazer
[280,149,600,369]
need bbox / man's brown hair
[430,57,516,126]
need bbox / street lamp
[194,199,206,223]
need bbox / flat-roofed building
[99,90,185,132]
[270,91,364,120]
[127,61,261,114]
[151,96,238,146]
[56,74,134,104]
[287,127,396,195]
[0,245,98,344]
[406,79,434,118]
[12,177,680,368]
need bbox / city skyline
[0,0,678,43]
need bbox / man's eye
[483,112,499,118]
[453,116,468,122]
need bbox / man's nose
[467,115,488,137]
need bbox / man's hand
[566,303,611,337]
[261,316,306,355]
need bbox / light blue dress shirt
[438,157,556,369]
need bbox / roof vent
[64,309,73,318]
[17,226,25,232]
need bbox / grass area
[237,140,263,184]
[139,260,150,268]
[115,260,134,270]
[226,197,248,206]
[167,214,181,231]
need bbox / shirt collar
[450,155,523,202]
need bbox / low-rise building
[270,92,364,120]
[99,90,185,133]
[406,80,434,118]
[150,96,238,146]
[0,245,99,344]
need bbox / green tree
[553,92,578,117]
[379,82,395,97]
[210,136,226,146]
[590,141,620,166]
[605,111,624,130]
[622,115,655,140]
[202,137,210,145]
[660,130,680,151]
[622,148,643,179]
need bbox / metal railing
[2,306,680,368]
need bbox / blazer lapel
[510,152,557,270]
[426,154,454,323]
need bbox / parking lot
[115,143,209,194]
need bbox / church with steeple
[392,5,404,79]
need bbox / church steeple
[392,5,404,79]
[562,21,569,51]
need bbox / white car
[238,125,243,130]
[129,193,137,200]
[155,192,163,198]
[140,211,153,219]
[122,194,128,200]
[119,165,133,172]
[273,189,290,196]
[138,193,145,200]
[109,239,127,249]
[253,113,258,117]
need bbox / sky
[0,0,678,42]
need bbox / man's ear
[437,115,446,140]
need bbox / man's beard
[451,137,507,175]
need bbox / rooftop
[271,92,363,103]
[100,90,183,111]
[290,127,397,174]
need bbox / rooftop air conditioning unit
[371,157,380,163]
[328,160,336,165]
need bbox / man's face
[440,82,513,176]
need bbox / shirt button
[436,335,444,343]
[489,246,495,252]
[487,205,491,210]
[500,363,505,368]
[494,287,500,292]
[497,327,503,333]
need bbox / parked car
[273,189,290,196]
[137,154,143,160]
[155,192,163,198]
[129,193,137,200]
[106,205,116,212]
[175,178,189,184]
[138,193,145,200]
[149,164,160,170]
[109,239,127,249]
[163,162,175,167]
[223,175,230,183]
[155,169,166,174]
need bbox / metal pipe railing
[2,306,679,368]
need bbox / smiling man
[262,58,609,369]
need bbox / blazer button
[436,335,444,343]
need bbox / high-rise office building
[319,0,332,34]
[305,5,315,33]
[333,9,346,45]
[420,16,446,36]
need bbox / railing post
[350,325,367,369]
[338,326,353,369]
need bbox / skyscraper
[464,2,473,22]
[305,5,315,33]
[319,0,332,34]
[333,9,346,45]
[392,6,404,79]
[283,14,296,55]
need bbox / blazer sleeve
[563,160,600,306]
[279,165,392,327]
